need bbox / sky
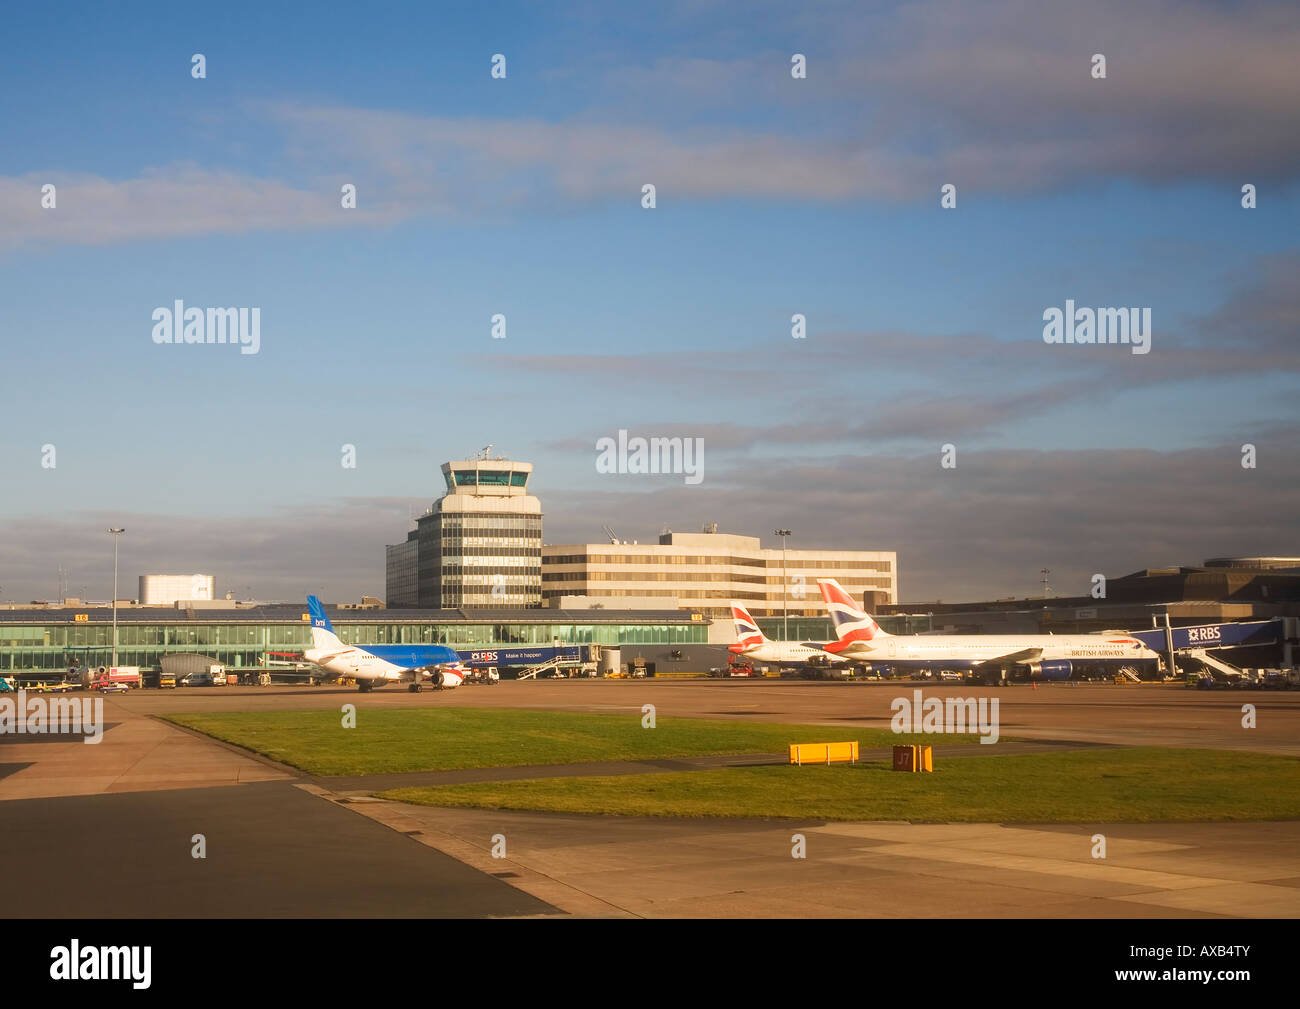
[1,0,1298,604]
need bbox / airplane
[729,603,849,670]
[303,596,466,692]
[816,579,1161,684]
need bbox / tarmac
[2,679,1297,917]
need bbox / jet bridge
[1127,619,1283,654]
[1127,618,1288,683]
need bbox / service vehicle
[90,666,141,691]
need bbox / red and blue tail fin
[730,604,767,653]
[817,579,889,652]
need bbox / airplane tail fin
[307,595,342,650]
[817,578,890,652]
[730,604,767,653]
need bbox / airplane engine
[1029,660,1073,680]
[428,670,444,687]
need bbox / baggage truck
[91,666,141,691]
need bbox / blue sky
[2,0,1298,602]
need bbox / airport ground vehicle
[91,667,140,691]
[29,673,81,692]
[712,657,763,678]
[179,671,214,687]
[158,672,176,689]
[0,675,15,692]
[610,660,648,679]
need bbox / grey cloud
[0,498,415,605]
[4,437,1296,606]
[0,169,391,252]
[10,0,1299,254]
[472,256,1300,449]
[545,433,1300,602]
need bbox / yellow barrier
[891,744,934,772]
[789,741,859,766]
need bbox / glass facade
[385,534,419,608]
[449,469,530,489]
[0,614,706,673]
[419,511,543,608]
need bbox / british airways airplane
[817,579,1159,683]
[303,596,466,692]
[729,603,848,668]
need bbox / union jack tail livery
[817,578,891,653]
[729,604,767,653]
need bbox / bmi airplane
[304,595,466,692]
[729,604,849,669]
[817,579,1160,683]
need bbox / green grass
[161,707,978,776]
[381,748,1300,822]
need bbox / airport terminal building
[0,603,709,678]
[386,457,899,626]
[542,528,898,621]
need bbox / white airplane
[729,603,848,669]
[817,579,1160,683]
[303,595,467,693]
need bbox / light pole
[109,528,125,667]
[774,529,792,641]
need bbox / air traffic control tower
[386,452,542,609]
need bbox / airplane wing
[973,648,1043,667]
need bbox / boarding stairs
[1186,648,1246,680]
[516,657,592,680]
[516,659,562,680]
